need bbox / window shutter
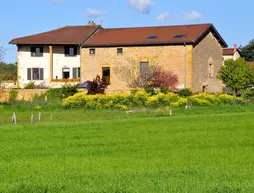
[40,47,44,57]
[64,47,69,56]
[31,47,35,57]
[73,68,77,79]
[74,47,77,56]
[27,68,31,80]
[78,67,80,78]
[40,68,44,80]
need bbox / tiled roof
[10,25,101,45]
[223,48,235,55]
[84,23,227,47]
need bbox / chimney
[234,44,237,53]
[88,21,96,26]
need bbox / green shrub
[24,81,36,89]
[60,84,78,99]
[178,88,192,97]
[243,89,254,100]
[9,90,18,102]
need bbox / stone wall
[0,89,48,102]
[81,45,193,92]
[192,32,223,93]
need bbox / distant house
[10,23,227,93]
[223,44,242,61]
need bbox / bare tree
[113,56,159,88]
[0,46,6,63]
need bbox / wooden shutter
[40,47,44,57]
[73,68,77,79]
[64,47,69,56]
[31,47,35,57]
[27,68,31,80]
[78,67,80,78]
[74,47,77,56]
[40,68,44,80]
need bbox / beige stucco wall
[18,46,50,87]
[192,32,223,93]
[81,45,193,92]
[17,45,81,88]
[223,51,241,62]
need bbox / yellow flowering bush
[62,91,245,110]
[132,90,150,106]
[171,98,188,108]
[219,94,244,104]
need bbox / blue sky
[1,0,253,63]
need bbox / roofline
[83,41,195,48]
[9,25,100,45]
[193,24,227,47]
[103,23,213,30]
[80,25,102,46]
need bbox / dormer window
[65,46,77,57]
[31,47,43,57]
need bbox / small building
[223,44,242,61]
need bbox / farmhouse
[223,44,241,61]
[10,23,227,92]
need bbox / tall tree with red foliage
[152,67,179,90]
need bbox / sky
[0,0,253,63]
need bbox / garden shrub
[132,90,150,106]
[178,88,192,97]
[9,90,18,102]
[60,84,78,99]
[24,81,36,89]
[242,89,254,100]
[63,91,245,110]
[87,75,108,95]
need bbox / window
[31,47,43,57]
[73,67,80,79]
[102,67,110,85]
[62,68,70,79]
[147,36,157,39]
[90,48,95,55]
[65,46,77,57]
[27,68,44,80]
[117,48,123,54]
[140,62,149,73]
[209,63,214,78]
[173,34,185,38]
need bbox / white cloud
[85,8,107,17]
[52,0,64,3]
[156,12,169,23]
[182,11,202,21]
[156,10,202,23]
[128,0,153,14]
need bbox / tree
[217,58,254,96]
[113,57,158,88]
[239,40,254,61]
[152,67,179,90]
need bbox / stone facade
[192,32,223,93]
[81,45,193,92]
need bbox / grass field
[0,106,254,192]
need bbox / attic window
[173,34,184,38]
[147,36,158,40]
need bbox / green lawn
[0,108,254,192]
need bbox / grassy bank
[0,109,254,192]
